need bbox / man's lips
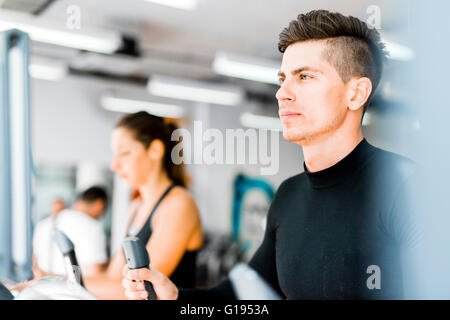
[279,110,302,120]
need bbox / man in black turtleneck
[121,10,422,300]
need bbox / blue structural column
[0,29,33,282]
[231,173,275,244]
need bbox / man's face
[89,199,106,219]
[276,40,348,146]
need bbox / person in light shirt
[32,186,108,278]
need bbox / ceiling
[0,0,413,104]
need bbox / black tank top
[126,183,199,288]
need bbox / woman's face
[110,127,155,189]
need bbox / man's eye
[278,78,285,85]
[300,74,311,80]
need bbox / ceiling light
[144,0,198,10]
[101,95,185,118]
[0,11,121,54]
[147,75,244,106]
[213,51,280,84]
[29,57,67,81]
[382,38,415,61]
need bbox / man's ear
[346,77,372,111]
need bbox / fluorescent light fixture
[71,52,138,76]
[213,51,280,84]
[147,75,244,106]
[29,57,67,81]
[240,112,283,132]
[101,95,185,118]
[382,39,415,61]
[0,12,121,54]
[144,0,197,10]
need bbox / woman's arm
[85,191,203,299]
[83,270,126,300]
[82,200,139,299]
[82,245,129,299]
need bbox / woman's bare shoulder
[163,186,199,217]
[170,186,195,201]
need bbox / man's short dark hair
[77,186,108,205]
[278,10,388,114]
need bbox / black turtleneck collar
[303,138,377,189]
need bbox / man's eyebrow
[291,66,321,75]
[278,66,321,78]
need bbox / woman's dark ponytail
[162,122,186,188]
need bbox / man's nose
[276,81,295,103]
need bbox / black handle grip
[143,279,157,300]
[122,236,157,300]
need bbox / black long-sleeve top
[179,139,421,300]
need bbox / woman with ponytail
[84,111,203,299]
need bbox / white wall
[31,76,125,167]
